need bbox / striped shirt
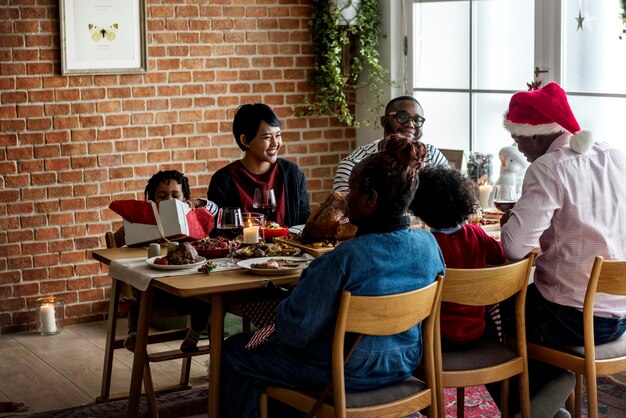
[501,133,626,318]
[333,138,449,193]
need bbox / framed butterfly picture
[60,0,147,75]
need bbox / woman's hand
[185,199,196,209]
[500,211,511,227]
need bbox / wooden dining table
[91,247,302,418]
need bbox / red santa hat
[503,82,594,154]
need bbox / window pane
[474,0,535,90]
[562,0,626,94]
[416,91,470,152]
[474,92,515,181]
[413,1,470,89]
[567,95,626,154]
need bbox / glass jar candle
[36,296,64,335]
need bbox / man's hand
[500,211,511,227]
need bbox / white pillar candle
[243,226,260,244]
[40,303,57,334]
[479,184,493,209]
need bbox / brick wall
[0,0,356,333]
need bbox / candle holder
[36,296,64,336]
[242,212,265,244]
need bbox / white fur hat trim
[570,130,594,154]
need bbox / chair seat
[442,340,518,371]
[342,376,426,408]
[554,333,626,360]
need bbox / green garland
[296,0,388,127]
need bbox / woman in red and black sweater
[207,103,310,227]
[411,166,506,350]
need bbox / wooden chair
[98,230,210,415]
[260,275,444,418]
[435,254,535,418]
[525,256,626,418]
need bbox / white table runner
[109,257,240,291]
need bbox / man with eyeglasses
[333,96,449,193]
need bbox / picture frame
[439,149,467,172]
[60,0,147,76]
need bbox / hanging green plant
[296,0,388,127]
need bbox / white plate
[145,256,207,270]
[237,256,311,275]
[288,224,305,234]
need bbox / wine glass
[252,188,277,220]
[216,207,243,267]
[493,184,518,213]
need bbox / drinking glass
[252,188,277,220]
[216,207,243,267]
[493,184,518,213]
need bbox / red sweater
[433,223,506,342]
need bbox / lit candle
[243,222,260,244]
[479,184,493,209]
[40,303,57,334]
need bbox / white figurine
[489,144,528,207]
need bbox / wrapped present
[109,199,214,246]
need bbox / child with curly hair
[411,166,506,350]
[125,170,212,352]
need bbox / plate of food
[237,256,311,275]
[191,237,240,258]
[146,256,207,271]
[236,242,300,258]
[482,208,504,219]
[263,222,289,240]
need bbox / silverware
[260,279,290,293]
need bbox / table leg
[98,278,120,402]
[127,286,154,418]
[208,295,225,418]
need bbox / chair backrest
[583,256,626,361]
[331,275,444,416]
[441,254,535,306]
[105,227,126,249]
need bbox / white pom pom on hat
[503,82,594,154]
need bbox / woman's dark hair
[353,133,426,216]
[410,166,477,230]
[144,170,191,201]
[232,103,281,151]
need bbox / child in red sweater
[411,166,506,350]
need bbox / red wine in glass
[494,200,516,213]
[253,188,277,219]
[216,207,243,267]
[216,225,243,240]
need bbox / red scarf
[229,161,286,225]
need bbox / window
[411,0,626,179]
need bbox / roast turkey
[166,242,200,265]
[301,192,357,243]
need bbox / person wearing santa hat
[498,81,626,346]
[488,82,626,418]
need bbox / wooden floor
[0,318,210,417]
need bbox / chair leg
[97,278,121,402]
[144,361,159,418]
[501,379,509,418]
[456,387,465,418]
[518,369,531,418]
[585,374,599,418]
[179,357,193,387]
[259,393,268,418]
[574,374,583,418]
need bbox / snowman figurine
[489,144,529,207]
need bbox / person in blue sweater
[219,133,446,418]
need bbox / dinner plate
[288,224,305,234]
[237,256,311,275]
[145,256,207,270]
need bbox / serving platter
[145,256,207,271]
[235,243,300,258]
[273,237,337,258]
[237,256,310,276]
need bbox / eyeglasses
[387,110,425,127]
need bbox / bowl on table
[191,237,241,259]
